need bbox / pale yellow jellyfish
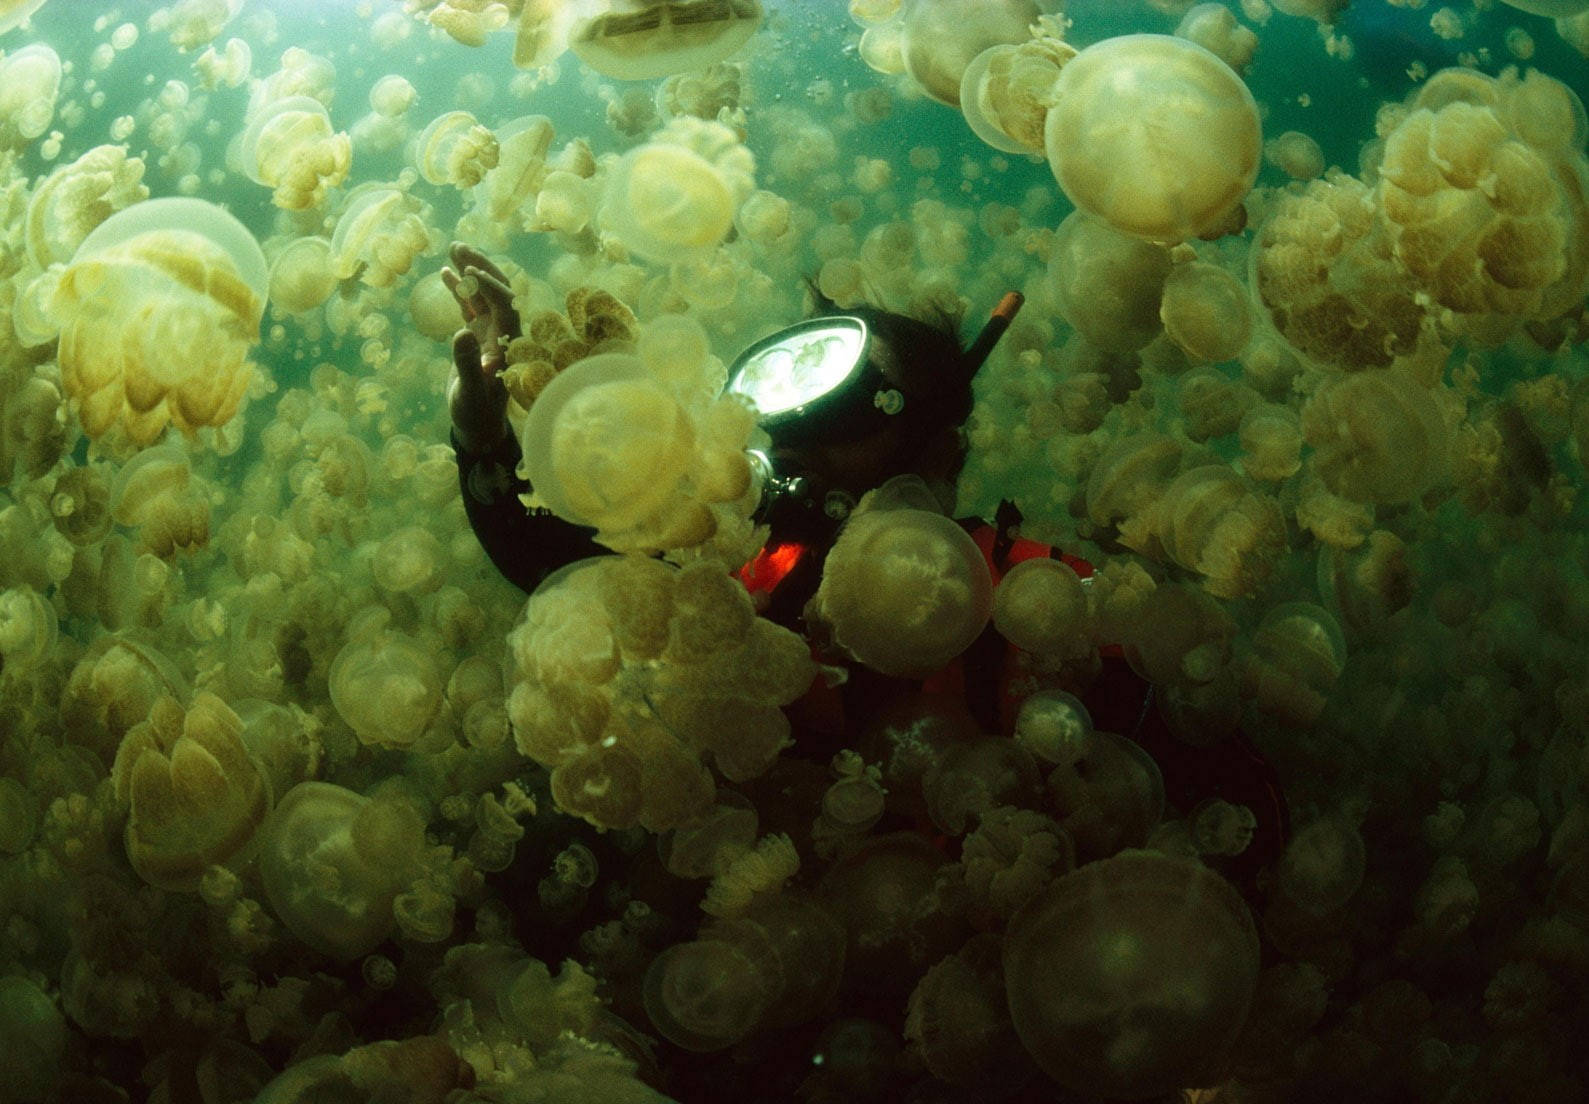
[413,109,500,189]
[1044,34,1261,243]
[0,0,48,36]
[570,0,764,81]
[600,117,754,263]
[1264,129,1325,180]
[1047,211,1173,353]
[0,43,61,147]
[409,271,462,341]
[899,0,1039,108]
[477,115,555,227]
[52,197,268,447]
[329,183,432,287]
[267,235,338,314]
[238,94,352,210]
[959,36,1076,155]
[24,144,149,269]
[329,612,444,750]
[813,505,994,677]
[369,74,417,118]
[194,36,250,89]
[1301,369,1453,505]
[1176,2,1258,73]
[1158,259,1252,362]
[514,0,580,69]
[158,0,242,51]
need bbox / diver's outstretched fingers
[451,241,512,286]
[441,266,481,322]
[464,265,520,340]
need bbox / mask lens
[728,317,867,417]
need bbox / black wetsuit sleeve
[451,428,608,594]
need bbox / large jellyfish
[51,197,268,448]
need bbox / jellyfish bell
[569,0,764,81]
[0,0,48,37]
[599,119,753,263]
[0,43,62,144]
[267,236,337,315]
[1044,34,1261,244]
[900,0,1040,108]
[53,197,268,446]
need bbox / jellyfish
[329,183,432,287]
[0,43,61,148]
[1301,369,1453,505]
[1047,211,1173,354]
[409,270,462,341]
[1158,259,1253,363]
[1264,129,1326,180]
[237,94,352,210]
[599,117,755,263]
[514,0,580,69]
[194,36,251,89]
[267,235,338,314]
[1004,851,1261,1098]
[413,109,500,189]
[569,0,764,81]
[959,36,1076,155]
[24,144,150,270]
[992,558,1090,662]
[1044,34,1261,243]
[51,197,268,448]
[158,0,242,51]
[0,0,48,37]
[328,611,443,750]
[899,0,1040,108]
[477,115,555,227]
[813,504,994,677]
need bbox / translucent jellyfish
[519,353,701,538]
[414,110,500,189]
[1003,850,1260,1098]
[569,0,764,81]
[1301,369,1452,504]
[1264,129,1325,180]
[24,144,149,269]
[514,0,580,70]
[1158,260,1252,363]
[238,95,352,210]
[0,0,48,37]
[1244,601,1346,727]
[409,271,461,341]
[194,36,251,90]
[52,197,268,447]
[329,183,432,287]
[477,115,555,227]
[959,36,1076,155]
[1047,211,1173,354]
[328,612,443,750]
[369,74,416,118]
[1044,34,1261,243]
[992,558,1090,661]
[159,0,242,51]
[899,0,1040,108]
[256,781,428,960]
[813,505,994,677]
[110,693,269,891]
[267,236,337,314]
[1376,67,1589,343]
[1176,2,1258,73]
[532,169,594,234]
[599,117,754,263]
[0,43,61,147]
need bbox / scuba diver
[441,241,1287,881]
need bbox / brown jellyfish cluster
[0,2,1587,1103]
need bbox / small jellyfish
[413,109,499,189]
[328,611,444,750]
[329,183,432,287]
[1044,34,1261,243]
[599,117,754,263]
[993,558,1090,661]
[267,236,337,314]
[0,43,62,147]
[899,0,1039,108]
[1047,211,1172,354]
[237,94,352,210]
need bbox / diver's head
[727,290,1021,527]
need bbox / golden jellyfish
[1048,211,1173,354]
[408,270,461,341]
[959,35,1076,156]
[329,182,432,287]
[52,197,268,448]
[513,0,580,70]
[368,73,417,118]
[992,557,1090,661]
[600,117,754,263]
[1003,851,1260,1099]
[413,109,500,189]
[899,0,1039,108]
[1148,464,1287,599]
[237,94,352,210]
[24,143,149,269]
[1158,259,1253,363]
[110,692,268,892]
[478,114,555,228]
[158,0,242,51]
[1376,67,1589,343]
[569,0,764,81]
[328,610,444,750]
[1176,2,1258,73]
[267,235,338,314]
[1044,34,1261,243]
[813,505,994,677]
[858,18,906,75]
[0,0,47,36]
[193,36,250,90]
[0,43,61,147]
[532,169,594,235]
[1301,369,1453,505]
[1264,129,1326,180]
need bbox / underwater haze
[2,0,1589,1102]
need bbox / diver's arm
[444,241,608,592]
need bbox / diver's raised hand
[442,242,520,455]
